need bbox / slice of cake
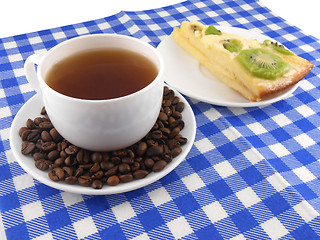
[171,21,313,101]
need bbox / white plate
[157,26,299,107]
[10,88,196,195]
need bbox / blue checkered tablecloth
[1,0,320,239]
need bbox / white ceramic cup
[24,34,164,151]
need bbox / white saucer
[157,26,299,107]
[9,88,196,195]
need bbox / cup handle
[24,53,44,93]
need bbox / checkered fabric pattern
[1,0,320,239]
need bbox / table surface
[1,0,320,39]
[1,0,320,239]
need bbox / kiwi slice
[205,25,222,35]
[263,40,294,55]
[223,39,243,52]
[237,48,291,80]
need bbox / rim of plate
[9,87,196,195]
[157,26,299,107]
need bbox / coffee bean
[92,180,103,189]
[76,149,90,164]
[121,157,134,165]
[169,127,180,139]
[35,139,44,150]
[49,128,63,142]
[47,150,60,161]
[172,96,180,105]
[74,167,84,177]
[119,174,133,183]
[17,86,188,189]
[146,139,157,147]
[137,142,147,156]
[157,120,165,129]
[119,163,130,174]
[126,149,134,158]
[131,162,140,172]
[42,141,56,152]
[21,129,31,141]
[166,139,177,150]
[164,106,172,116]
[48,170,59,182]
[178,137,188,145]
[64,156,77,166]
[171,119,184,130]
[28,130,41,142]
[33,152,45,161]
[57,143,62,152]
[163,86,174,97]
[48,168,64,181]
[107,176,120,186]
[63,167,73,177]
[65,145,79,155]
[41,131,52,142]
[171,147,182,158]
[35,159,50,171]
[152,122,159,131]
[111,156,121,165]
[172,111,182,119]
[91,170,104,179]
[113,150,127,158]
[163,154,173,163]
[40,106,46,115]
[102,152,110,161]
[54,167,65,180]
[153,160,167,172]
[65,176,77,185]
[60,150,68,159]
[79,163,93,169]
[176,102,185,112]
[21,141,36,155]
[78,176,92,187]
[39,121,53,130]
[152,156,161,162]
[144,158,154,169]
[26,119,35,129]
[50,163,59,169]
[168,116,175,125]
[60,140,68,150]
[163,99,171,107]
[100,161,114,171]
[90,162,100,173]
[19,127,28,137]
[146,145,163,157]
[158,112,168,121]
[163,144,170,154]
[53,158,65,168]
[160,127,170,137]
[133,170,149,179]
[151,130,162,140]
[34,117,43,126]
[105,166,118,177]
[91,152,102,162]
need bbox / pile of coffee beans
[19,86,187,189]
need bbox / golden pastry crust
[171,21,313,101]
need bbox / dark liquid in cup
[45,48,158,100]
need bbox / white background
[1,0,320,239]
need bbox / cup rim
[37,33,164,103]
